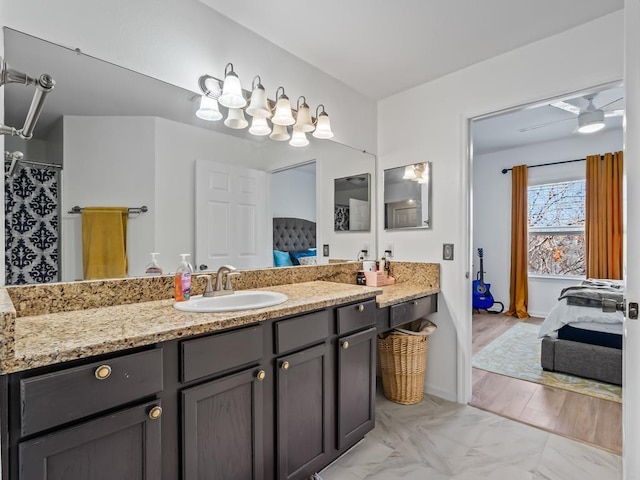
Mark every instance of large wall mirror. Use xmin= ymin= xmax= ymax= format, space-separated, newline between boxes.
xmin=2 ymin=28 xmax=376 ymax=285
xmin=334 ymin=173 xmax=370 ymax=232
xmin=383 ymin=162 xmax=432 ymax=229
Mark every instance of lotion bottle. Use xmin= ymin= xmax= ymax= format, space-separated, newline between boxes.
xmin=174 ymin=254 xmax=193 ymax=302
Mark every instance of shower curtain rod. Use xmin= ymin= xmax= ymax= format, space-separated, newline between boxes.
xmin=501 ymin=157 xmax=589 ymax=174
xmin=3 ymin=158 xmax=62 ymax=169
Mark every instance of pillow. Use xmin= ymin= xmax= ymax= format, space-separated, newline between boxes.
xmin=289 ymin=249 xmax=316 ymax=265
xmin=273 ymin=250 xmax=293 ymax=267
xmin=298 ymin=256 xmax=317 ymax=266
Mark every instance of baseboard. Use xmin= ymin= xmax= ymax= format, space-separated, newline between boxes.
xmin=528 ymin=310 xmax=548 ymax=318
xmin=425 ymin=384 xmax=457 ymax=403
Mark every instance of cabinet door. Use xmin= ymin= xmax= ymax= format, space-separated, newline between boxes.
xmin=182 ymin=366 xmax=265 ymax=480
xmin=337 ymin=327 xmax=376 ymax=450
xmin=277 ymin=343 xmax=331 ymax=480
xmin=19 ymin=401 xmax=161 ymax=480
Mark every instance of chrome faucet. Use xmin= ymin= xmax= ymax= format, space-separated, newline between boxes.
xmin=212 ymin=265 xmax=238 ymax=296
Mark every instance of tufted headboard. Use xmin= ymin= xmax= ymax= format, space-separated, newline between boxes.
xmin=273 ymin=217 xmax=317 ymax=252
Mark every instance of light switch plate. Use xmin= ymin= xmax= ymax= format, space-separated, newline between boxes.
xmin=323 ymin=244 xmax=330 ymax=257
xmin=443 ymin=243 xmax=454 ymax=261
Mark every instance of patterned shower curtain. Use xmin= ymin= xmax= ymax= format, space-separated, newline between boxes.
xmin=4 ymin=165 xmax=60 ymax=285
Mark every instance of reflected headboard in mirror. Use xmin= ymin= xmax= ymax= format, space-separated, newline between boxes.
xmin=3 ymin=28 xmax=376 ymax=284
xmin=334 ymin=173 xmax=371 ymax=232
xmin=273 ymin=217 xmax=317 ymax=266
xmin=383 ymin=162 xmax=432 ymax=229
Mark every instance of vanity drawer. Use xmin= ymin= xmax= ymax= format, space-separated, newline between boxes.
xmin=21 ymin=348 xmax=163 ymax=437
xmin=390 ymin=295 xmax=437 ymax=328
xmin=181 ymin=324 xmax=263 ymax=383
xmin=336 ymin=300 xmax=376 ymax=335
xmin=274 ymin=310 xmax=330 ymax=354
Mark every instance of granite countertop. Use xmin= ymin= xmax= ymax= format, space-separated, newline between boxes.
xmin=8 ymin=281 xmax=382 ymax=373
xmin=0 ymin=262 xmax=441 ymax=375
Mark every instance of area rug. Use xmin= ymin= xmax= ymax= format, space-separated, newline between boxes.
xmin=472 ymin=322 xmax=622 ymax=403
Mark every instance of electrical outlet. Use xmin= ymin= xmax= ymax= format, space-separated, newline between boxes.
xmin=384 ymin=244 xmax=394 ymax=258
xmin=443 ymin=243 xmax=454 ymax=261
xmin=362 ymin=244 xmax=370 ymax=257
xmin=323 ymin=244 xmax=330 ymax=257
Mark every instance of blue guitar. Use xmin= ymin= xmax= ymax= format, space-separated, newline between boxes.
xmin=472 ymin=248 xmax=495 ymax=310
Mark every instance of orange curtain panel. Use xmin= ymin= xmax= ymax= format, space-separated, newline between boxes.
xmin=585 ymin=152 xmax=623 ymax=279
xmin=506 ymin=165 xmax=529 ymax=318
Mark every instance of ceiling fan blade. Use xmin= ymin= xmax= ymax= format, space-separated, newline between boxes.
xmin=599 ymin=97 xmax=624 ymax=110
xmin=549 ymin=101 xmax=580 ymax=115
xmin=604 ymin=109 xmax=624 ymax=117
xmin=518 ymin=117 xmax=574 ymax=133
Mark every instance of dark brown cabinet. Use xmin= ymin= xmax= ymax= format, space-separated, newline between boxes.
xmin=19 ymin=400 xmax=162 ymax=480
xmin=276 ymin=343 xmax=331 ymax=480
xmin=337 ymin=327 xmax=376 ymax=449
xmin=182 ymin=366 xmax=266 ymax=480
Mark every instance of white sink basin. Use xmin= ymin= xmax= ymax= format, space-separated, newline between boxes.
xmin=173 ymin=290 xmax=288 ymax=313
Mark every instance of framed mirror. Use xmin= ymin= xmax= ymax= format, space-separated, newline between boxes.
xmin=334 ymin=173 xmax=371 ymax=232
xmin=383 ymin=162 xmax=432 ymax=229
xmin=3 ymin=28 xmax=376 ymax=284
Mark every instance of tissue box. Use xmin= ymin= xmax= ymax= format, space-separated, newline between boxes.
xmin=364 ymin=271 xmax=396 ymax=286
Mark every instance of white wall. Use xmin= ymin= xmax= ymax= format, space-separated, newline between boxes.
xmin=378 ymin=11 xmax=624 ymax=402
xmin=473 ymin=129 xmax=623 ymax=317
xmin=1 ymin=0 xmax=376 ymax=153
xmin=61 ymin=116 xmax=156 ymax=280
xmin=270 ymin=166 xmax=316 ymax=222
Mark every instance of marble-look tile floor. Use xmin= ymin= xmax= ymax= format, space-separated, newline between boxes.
xmin=320 ymin=388 xmax=621 ymax=480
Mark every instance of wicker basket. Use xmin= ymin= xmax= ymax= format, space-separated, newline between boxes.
xmin=377 ymin=332 xmax=430 ymax=405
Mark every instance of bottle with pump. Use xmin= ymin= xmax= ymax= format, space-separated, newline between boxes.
xmin=174 ymin=254 xmax=193 ymax=302
xmin=145 ymin=252 xmax=163 ymax=275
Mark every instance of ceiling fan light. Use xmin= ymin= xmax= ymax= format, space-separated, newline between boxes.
xmin=577 ymin=109 xmax=605 ymax=134
xmin=195 ymin=95 xmax=223 ymax=121
xmin=270 ymin=124 xmax=290 ymax=141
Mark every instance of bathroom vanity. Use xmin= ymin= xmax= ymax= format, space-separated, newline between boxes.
xmin=0 ymin=263 xmax=439 ymax=480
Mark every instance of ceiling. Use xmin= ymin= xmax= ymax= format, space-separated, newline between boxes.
xmin=200 ymin=0 xmax=623 ymax=100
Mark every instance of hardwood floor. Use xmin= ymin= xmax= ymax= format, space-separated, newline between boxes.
xmin=470 ymin=312 xmax=622 ymax=455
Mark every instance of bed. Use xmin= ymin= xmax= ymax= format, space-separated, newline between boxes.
xmin=272 ymin=217 xmax=317 ymax=267
xmin=539 ymin=279 xmax=624 ymax=385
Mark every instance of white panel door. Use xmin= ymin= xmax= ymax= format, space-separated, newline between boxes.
xmin=348 ymin=198 xmax=370 ymax=231
xmin=195 ymin=159 xmax=269 ymax=272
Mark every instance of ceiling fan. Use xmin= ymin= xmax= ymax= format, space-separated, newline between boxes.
xmin=518 ymin=93 xmax=624 ymax=134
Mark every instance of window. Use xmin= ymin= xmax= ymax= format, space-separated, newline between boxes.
xmin=528 ymin=180 xmax=585 ymax=276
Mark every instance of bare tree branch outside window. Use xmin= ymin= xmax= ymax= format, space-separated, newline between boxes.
xmin=528 ymin=180 xmax=585 ymax=275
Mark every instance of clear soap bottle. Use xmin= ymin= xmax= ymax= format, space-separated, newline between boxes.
xmin=145 ymin=252 xmax=163 ymax=275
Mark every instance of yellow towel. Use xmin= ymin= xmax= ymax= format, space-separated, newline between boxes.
xmin=82 ymin=207 xmax=129 ymax=280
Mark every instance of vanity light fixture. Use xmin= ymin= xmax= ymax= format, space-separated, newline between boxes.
xmin=294 ymin=96 xmax=314 ymax=132
xmin=402 ymin=163 xmax=429 ymax=182
xmin=196 ymin=63 xmax=335 ymax=146
xmin=195 ymin=95 xmax=223 ymax=121
xmin=312 ymin=104 xmax=334 ymax=139
xmin=272 ymin=87 xmax=296 ymax=126
xmin=289 ymin=130 xmax=309 ymax=147
xmin=218 ymin=63 xmax=246 ymax=109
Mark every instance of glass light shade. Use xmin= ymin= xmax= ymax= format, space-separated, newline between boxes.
xmin=249 ymin=116 xmax=271 ymax=136
xmin=224 ymin=108 xmax=248 ymax=129
xmin=293 ymin=104 xmax=314 ymax=132
xmin=272 ymin=97 xmax=295 ymax=126
xmin=246 ymin=85 xmax=271 ymax=118
xmin=312 ymin=112 xmax=333 ymax=139
xmin=218 ymin=72 xmax=246 ymax=109
xmin=269 ymin=124 xmax=290 ymax=141
xmin=289 ymin=130 xmax=309 ymax=147
xmin=195 ymin=95 xmax=223 ymax=121
xmin=402 ymin=165 xmax=415 ymax=180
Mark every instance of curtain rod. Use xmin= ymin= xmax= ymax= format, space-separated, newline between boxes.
xmin=3 ymin=159 xmax=63 ymax=169
xmin=501 ymin=157 xmax=588 ymax=174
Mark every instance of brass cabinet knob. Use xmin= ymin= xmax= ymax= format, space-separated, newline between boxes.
xmin=148 ymin=405 xmax=162 ymax=420
xmin=358 ymin=304 xmax=365 ymax=312
xmin=94 ymin=365 xmax=112 ymax=380
xmin=281 ymin=361 xmax=290 ymax=371
xmin=413 ymin=300 xmax=418 ymax=305
xmin=256 ymin=370 xmax=266 ymax=381
xmin=342 ymin=341 xmax=349 ymax=350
